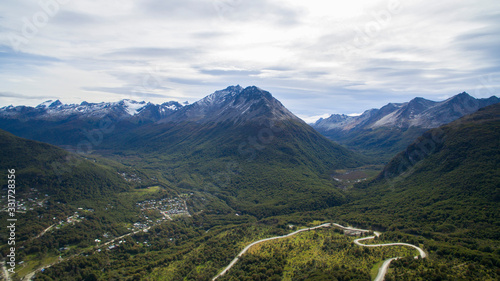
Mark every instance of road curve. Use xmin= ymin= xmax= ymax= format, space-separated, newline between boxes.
xmin=354 ymin=236 xmax=426 ymax=258
xmin=212 ymin=223 xmax=331 ymax=280
xmin=353 ymin=235 xmax=426 ymax=281
xmin=212 ymin=222 xmax=426 ymax=281
xmin=374 ymin=257 xmax=399 ymax=281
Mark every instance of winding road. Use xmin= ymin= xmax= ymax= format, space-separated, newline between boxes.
xmin=212 ymin=222 xmax=426 ymax=281
xmin=212 ymin=223 xmax=332 ymax=280
xmin=354 ymin=235 xmax=426 ymax=281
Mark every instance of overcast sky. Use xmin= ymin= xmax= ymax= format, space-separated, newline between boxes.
xmin=1 ymin=0 xmax=499 ymax=122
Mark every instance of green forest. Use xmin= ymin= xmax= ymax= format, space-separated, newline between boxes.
xmin=0 ymin=104 xmax=499 ymax=280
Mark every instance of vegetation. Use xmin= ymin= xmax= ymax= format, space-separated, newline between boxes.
xmin=219 ymin=228 xmax=418 ymax=281
xmin=320 ymin=104 xmax=500 ymax=280
xmin=0 ymin=103 xmax=498 ymax=280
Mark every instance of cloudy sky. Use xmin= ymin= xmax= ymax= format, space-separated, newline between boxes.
xmin=1 ymin=0 xmax=499 ymax=121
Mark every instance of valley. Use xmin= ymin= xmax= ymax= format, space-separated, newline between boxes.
xmin=0 ymin=87 xmax=498 ymax=280
xmin=331 ymin=165 xmax=384 ymax=189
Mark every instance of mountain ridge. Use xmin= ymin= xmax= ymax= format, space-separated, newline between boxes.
xmin=312 ymin=92 xmax=499 ymax=160
xmin=161 ymin=86 xmax=301 ymax=126
xmin=314 ymin=92 xmax=498 ymax=131
xmin=0 ymin=99 xmax=185 ymax=122
xmin=0 ymin=85 xmax=368 ymax=217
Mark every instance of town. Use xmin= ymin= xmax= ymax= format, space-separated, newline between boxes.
xmin=136 ymin=194 xmax=191 ymax=222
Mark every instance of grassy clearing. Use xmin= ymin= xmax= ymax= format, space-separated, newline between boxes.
xmin=370 ymin=259 xmax=384 ymax=280
xmin=129 ymin=185 xmax=161 ymax=194
xmin=15 ymin=253 xmax=59 ymax=279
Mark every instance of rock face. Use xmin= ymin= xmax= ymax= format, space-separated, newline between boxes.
xmin=314 ymin=92 xmax=498 ymax=132
xmin=161 ymin=85 xmax=300 ymax=126
xmin=312 ymin=92 xmax=499 ymax=160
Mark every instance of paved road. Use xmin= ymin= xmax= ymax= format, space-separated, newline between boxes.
xmin=213 ymin=222 xmax=426 ymax=281
xmin=212 ymin=223 xmax=332 ymax=280
xmin=374 ymin=257 xmax=399 ymax=281
xmin=353 ymin=233 xmax=426 ymax=281
xmin=354 ymin=236 xmax=426 ymax=258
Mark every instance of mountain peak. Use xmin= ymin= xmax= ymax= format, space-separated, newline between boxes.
xmin=444 ymin=92 xmax=474 ymax=103
xmin=236 ymin=86 xmax=273 ymax=101
xmin=49 ymin=100 xmax=62 ymax=108
xmin=161 ymin=86 xmax=299 ymax=125
xmin=2 ymin=98 xmax=183 ymax=121
xmin=119 ymin=99 xmax=147 ymax=115
xmin=198 ymin=85 xmax=244 ymax=106
xmin=36 ymin=100 xmax=56 ymax=108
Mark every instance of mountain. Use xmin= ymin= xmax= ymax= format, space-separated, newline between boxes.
xmin=0 ymin=99 xmax=184 ymax=147
xmin=106 ymin=86 xmax=366 ymax=217
xmin=312 ymin=92 xmax=499 ymax=160
xmin=324 ymin=103 xmax=500 ymax=279
xmin=0 ymin=129 xmax=132 ymax=203
xmin=0 ymin=99 xmax=184 ymax=121
xmin=163 ymin=85 xmax=297 ymax=125
xmin=0 ymin=86 xmax=367 ymax=217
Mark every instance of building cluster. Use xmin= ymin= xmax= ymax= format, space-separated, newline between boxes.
xmin=118 ymin=172 xmax=142 ymax=183
xmin=0 ymin=188 xmax=48 ymax=212
xmin=55 ymin=211 xmax=85 ymax=229
xmin=136 ymin=196 xmax=190 ymax=218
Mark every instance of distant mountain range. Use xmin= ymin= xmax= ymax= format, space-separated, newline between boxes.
xmin=0 ymin=99 xmax=184 ymax=121
xmin=0 ymin=85 xmax=295 ymax=127
xmin=0 ymin=86 xmax=365 ymax=217
xmin=334 ymin=102 xmax=500 ymax=239
xmin=312 ymin=92 xmax=499 ymax=160
xmin=2 ymin=88 xmax=497 ymax=163
xmin=2 ymin=86 xmax=499 ymax=280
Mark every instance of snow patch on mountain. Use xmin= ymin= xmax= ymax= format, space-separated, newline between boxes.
xmin=313 ymin=92 xmax=499 ymax=133
xmin=0 ymin=99 xmax=184 ymax=121
xmin=122 ymin=100 xmax=147 ymax=115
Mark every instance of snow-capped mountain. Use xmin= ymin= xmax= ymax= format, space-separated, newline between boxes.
xmin=312 ymin=92 xmax=499 ymax=160
xmin=0 ymin=99 xmax=184 ymax=121
xmin=0 ymin=86 xmax=305 ymax=149
xmin=0 ymin=85 xmax=298 ymax=126
xmin=163 ymin=85 xmax=300 ymax=125
xmin=313 ymin=92 xmax=499 ymax=132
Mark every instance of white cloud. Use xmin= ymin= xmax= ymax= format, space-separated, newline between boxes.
xmin=0 ymin=0 xmax=499 ymax=119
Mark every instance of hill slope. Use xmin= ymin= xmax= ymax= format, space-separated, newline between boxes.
xmin=341 ymin=103 xmax=499 ymax=234
xmin=0 ymin=129 xmax=131 ymax=203
xmin=323 ymin=103 xmax=500 ymax=279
